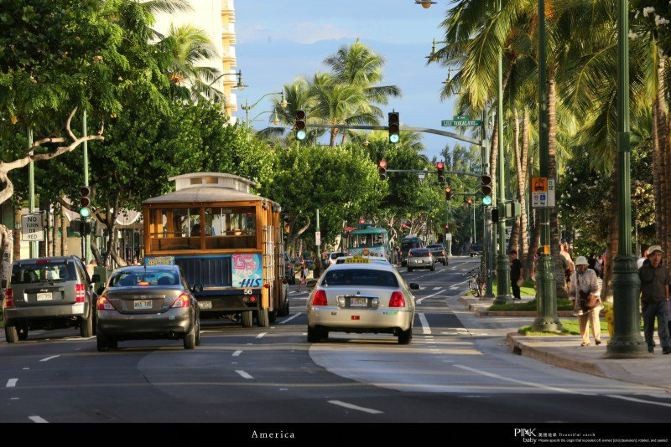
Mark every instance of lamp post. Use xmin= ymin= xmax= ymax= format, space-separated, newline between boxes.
xmin=605 ymin=0 xmax=648 ymax=358
xmin=531 ymin=0 xmax=562 ymax=332
xmin=207 ymin=70 xmax=246 ymax=90
xmin=240 ymin=91 xmax=287 ymax=126
xmin=250 ymin=109 xmax=281 ymax=126
xmin=493 ymin=0 xmax=512 ymax=304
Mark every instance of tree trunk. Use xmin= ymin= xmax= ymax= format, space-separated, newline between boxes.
xmin=519 ymin=108 xmax=531 ymax=269
xmin=655 ymin=54 xmax=671 ymax=264
xmin=13 ymin=206 xmax=21 ymax=261
xmin=526 ymin=209 xmax=540 ymax=282
xmin=60 ymin=204 xmax=68 ymax=256
xmin=509 ymin=108 xmax=521 ymax=253
xmin=547 ymin=71 xmax=567 ymax=298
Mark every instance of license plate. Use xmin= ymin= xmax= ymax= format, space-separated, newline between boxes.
xmin=36 ymin=292 xmax=52 ymax=301
xmin=133 ymin=300 xmax=152 ymax=310
xmin=198 ymin=300 xmax=212 ymax=309
xmin=349 ymin=297 xmax=368 ymax=307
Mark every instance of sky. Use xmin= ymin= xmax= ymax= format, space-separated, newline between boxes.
xmin=234 ymin=0 xmax=459 ymax=161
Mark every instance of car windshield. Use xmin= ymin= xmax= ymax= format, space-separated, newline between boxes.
xmin=410 ymin=249 xmax=430 ymax=256
xmin=11 ymin=262 xmax=74 ymax=284
xmin=322 ymin=269 xmax=399 ymax=287
xmin=110 ymin=270 xmax=179 ymax=287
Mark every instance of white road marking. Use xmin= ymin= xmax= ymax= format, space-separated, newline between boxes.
xmin=232 ymin=350 xmax=243 ymax=357
xmin=39 ymin=355 xmax=60 ymax=362
xmin=416 ymin=289 xmax=444 ymax=304
xmin=328 ymin=400 xmax=383 ymax=414
xmin=235 ymin=370 xmax=254 ymax=380
xmin=256 ymin=332 xmax=267 ymax=339
xmin=246 ymin=343 xmax=253 ymax=345
xmin=6 ymin=379 xmax=18 ymax=388
xmin=432 ymin=286 xmax=441 ymax=290
xmin=22 ymin=367 xmax=30 ymax=371
xmin=454 ymin=364 xmax=588 ymax=395
xmin=279 ymin=388 xmax=289 ymax=391
xmin=10 ymin=397 xmax=19 ymax=400
xmin=418 ymin=313 xmax=431 ymax=335
xmin=605 ymin=394 xmax=671 ymax=408
xmin=29 ymin=416 xmax=48 ymax=423
xmin=279 ymin=313 xmax=302 ymax=324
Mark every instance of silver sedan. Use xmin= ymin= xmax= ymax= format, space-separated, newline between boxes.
xmin=306 ymin=261 xmax=418 ymax=344
xmin=406 ymin=248 xmax=436 ymax=272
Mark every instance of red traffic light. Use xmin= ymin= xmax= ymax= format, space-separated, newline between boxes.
xmin=436 ymin=161 xmax=444 ymax=170
xmin=436 ymin=161 xmax=445 ymax=183
xmin=378 ymin=159 xmax=388 ymax=180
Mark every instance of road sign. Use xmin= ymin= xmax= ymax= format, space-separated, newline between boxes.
xmin=21 ymin=213 xmax=44 ymax=241
xmin=531 ymin=177 xmax=555 ymax=208
xmin=442 ymin=118 xmax=483 ymax=127
xmin=315 ymin=231 xmax=321 ymax=247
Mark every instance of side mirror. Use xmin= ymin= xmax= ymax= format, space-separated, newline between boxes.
xmin=91 ymin=274 xmax=101 ymax=284
xmin=409 ymin=283 xmax=419 ymax=290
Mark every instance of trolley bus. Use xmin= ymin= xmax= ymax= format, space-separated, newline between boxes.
xmin=346 ymin=224 xmax=390 ymax=259
xmin=142 ymin=173 xmax=289 ymax=327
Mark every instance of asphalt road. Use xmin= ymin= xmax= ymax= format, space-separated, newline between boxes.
xmin=1 ymin=256 xmax=670 ymax=426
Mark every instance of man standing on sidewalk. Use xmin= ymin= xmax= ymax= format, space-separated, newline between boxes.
xmin=509 ymin=250 xmax=522 ymax=300
xmin=639 ymin=245 xmax=671 ymax=354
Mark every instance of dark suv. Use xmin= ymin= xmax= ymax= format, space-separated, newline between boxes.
xmin=426 ymin=244 xmax=447 ymax=265
xmin=2 ymin=256 xmax=97 ymax=343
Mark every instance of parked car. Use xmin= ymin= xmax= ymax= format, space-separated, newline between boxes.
xmin=306 ymin=260 xmax=417 ymax=344
xmin=406 ymin=248 xmax=436 ymax=272
xmin=3 ymin=256 xmax=97 ymax=343
xmin=328 ymin=252 xmax=348 ymax=266
xmin=426 ymin=244 xmax=447 ymax=265
xmin=95 ymin=265 xmax=200 ymax=351
xmin=470 ymin=243 xmax=482 ymax=257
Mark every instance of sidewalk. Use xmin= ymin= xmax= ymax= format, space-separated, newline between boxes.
xmin=452 ymin=294 xmax=671 ymax=393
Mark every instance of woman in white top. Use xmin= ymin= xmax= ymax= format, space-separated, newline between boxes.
xmin=568 ymin=256 xmax=602 ymax=346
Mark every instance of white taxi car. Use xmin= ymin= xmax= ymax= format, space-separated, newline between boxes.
xmin=306 ymin=257 xmax=418 ymax=344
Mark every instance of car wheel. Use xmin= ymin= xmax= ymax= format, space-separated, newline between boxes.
xmin=183 ymin=324 xmax=196 ymax=349
xmin=269 ymin=309 xmax=277 ymax=323
xmin=257 ymin=308 xmax=270 ymax=327
xmin=80 ymin=313 xmax=94 ymax=338
xmin=5 ymin=325 xmax=18 ymax=343
xmin=398 ymin=328 xmax=413 ymax=345
xmin=307 ymin=326 xmax=324 ymax=343
xmin=241 ymin=311 xmax=253 ymax=328
xmin=430 ymin=265 xmax=435 ymax=271
xmin=17 ymin=323 xmax=29 ymax=341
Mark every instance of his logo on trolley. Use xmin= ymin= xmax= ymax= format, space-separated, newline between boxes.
xmin=232 ymin=254 xmax=263 ymax=288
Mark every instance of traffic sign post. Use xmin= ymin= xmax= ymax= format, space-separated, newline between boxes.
xmin=21 ymin=213 xmax=45 ymax=242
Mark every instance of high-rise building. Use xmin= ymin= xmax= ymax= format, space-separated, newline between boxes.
xmin=154 ymin=0 xmax=239 ymax=121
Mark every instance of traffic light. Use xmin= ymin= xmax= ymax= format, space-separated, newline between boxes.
xmin=388 ymin=111 xmax=400 ymax=144
xmin=481 ymin=174 xmax=492 ymax=196
xmin=80 ymin=186 xmax=91 ymax=219
xmin=378 ymin=159 xmax=388 ymax=180
xmin=444 ymin=186 xmax=453 ymax=200
xmin=435 ymin=161 xmax=445 ymax=184
xmin=466 ymin=197 xmax=473 ymax=205
xmin=295 ymin=110 xmax=306 ymax=141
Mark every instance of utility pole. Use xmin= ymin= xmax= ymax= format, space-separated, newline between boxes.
xmin=605 ymin=0 xmax=648 ymax=358
xmin=83 ymin=109 xmax=91 ymax=263
xmin=531 ymin=0 xmax=562 ymax=332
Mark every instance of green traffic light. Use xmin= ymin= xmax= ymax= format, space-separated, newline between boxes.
xmin=296 ymin=129 xmax=306 ymax=141
xmin=482 ymin=195 xmax=492 ymax=206
xmin=80 ymin=207 xmax=91 ymax=218
xmin=389 ymin=134 xmax=399 ymax=144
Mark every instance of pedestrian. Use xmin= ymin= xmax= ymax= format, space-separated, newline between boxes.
xmin=86 ymin=258 xmax=97 ymax=279
xmin=638 ymin=245 xmax=671 ymax=354
xmin=568 ymin=256 xmax=602 ymax=347
xmin=560 ymin=242 xmax=575 ymax=288
xmin=299 ymin=261 xmax=307 ymax=289
xmin=509 ymin=250 xmax=523 ymax=300
xmin=636 ymin=246 xmax=648 ymax=270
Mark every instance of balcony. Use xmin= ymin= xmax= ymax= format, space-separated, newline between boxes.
xmin=221 ymin=22 xmax=236 ymax=44
xmin=221 ymin=46 xmax=236 ymax=64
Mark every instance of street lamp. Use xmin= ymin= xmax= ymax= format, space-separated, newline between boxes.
xmin=240 ymin=91 xmax=287 ymax=125
xmin=250 ymin=109 xmax=281 ymax=126
xmin=415 ymin=0 xmax=436 ymax=8
xmin=207 ymin=70 xmax=246 ymax=89
xmin=605 ymin=0 xmax=648 ymax=358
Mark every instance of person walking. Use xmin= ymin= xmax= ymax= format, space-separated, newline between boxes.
xmin=560 ymin=242 xmax=575 ymax=288
xmin=639 ymin=245 xmax=671 ymax=354
xmin=299 ymin=261 xmax=307 ymax=289
xmin=509 ymin=250 xmax=523 ymax=300
xmin=568 ymin=256 xmax=602 ymax=346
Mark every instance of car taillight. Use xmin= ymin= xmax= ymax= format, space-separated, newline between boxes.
xmin=170 ymin=293 xmax=190 ymax=308
xmin=389 ymin=291 xmax=406 ymax=308
xmin=75 ymin=283 xmax=86 ymax=303
xmin=311 ymin=290 xmax=327 ymax=306
xmin=3 ymin=288 xmax=14 ymax=308
xmin=96 ymin=294 xmax=114 ymax=311
xmin=408 ymin=252 xmax=414 ymax=257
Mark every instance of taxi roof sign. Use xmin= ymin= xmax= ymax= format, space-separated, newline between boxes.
xmin=344 ymin=256 xmax=370 ymax=264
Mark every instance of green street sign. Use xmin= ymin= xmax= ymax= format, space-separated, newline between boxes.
xmin=442 ymin=118 xmax=483 ymax=127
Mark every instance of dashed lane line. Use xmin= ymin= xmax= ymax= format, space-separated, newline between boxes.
xmin=417 ymin=313 xmax=431 ymax=335
xmin=232 ymin=350 xmax=242 ymax=357
xmin=6 ymin=379 xmax=18 ymax=388
xmin=256 ymin=332 xmax=267 ymax=339
xmin=235 ymin=370 xmax=254 ymax=380
xmin=605 ymin=394 xmax=671 ymax=409
xmin=29 ymin=416 xmax=48 ymax=423
xmin=416 ymin=289 xmax=445 ymax=304
xmin=39 ymin=355 xmax=61 ymax=362
xmin=328 ymin=400 xmax=383 ymax=415
xmin=279 ymin=313 xmax=303 ymax=325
